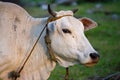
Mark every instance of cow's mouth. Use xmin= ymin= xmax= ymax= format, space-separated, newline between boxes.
xmin=85 ymin=62 xmax=98 ymax=67
xmin=84 ymin=59 xmax=99 ymax=67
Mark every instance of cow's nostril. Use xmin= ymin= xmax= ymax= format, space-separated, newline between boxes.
xmin=90 ymin=53 xmax=100 ymax=60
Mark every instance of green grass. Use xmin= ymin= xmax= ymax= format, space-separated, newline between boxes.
xmin=25 ymin=1 xmax=120 ymax=80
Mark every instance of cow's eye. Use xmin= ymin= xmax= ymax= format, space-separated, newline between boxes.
xmin=62 ymin=29 xmax=71 ymax=34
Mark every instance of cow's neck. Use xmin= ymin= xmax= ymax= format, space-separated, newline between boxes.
xmin=19 ymin=17 xmax=56 ymax=80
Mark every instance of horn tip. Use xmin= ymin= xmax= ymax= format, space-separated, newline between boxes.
xmin=72 ymin=8 xmax=79 ymax=13
xmin=47 ymin=4 xmax=56 ymax=17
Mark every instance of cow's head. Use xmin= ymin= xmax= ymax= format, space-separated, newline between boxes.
xmin=47 ymin=5 xmax=100 ymax=67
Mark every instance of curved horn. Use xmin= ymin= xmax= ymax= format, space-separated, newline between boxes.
xmin=48 ymin=4 xmax=56 ymax=17
xmin=72 ymin=8 xmax=78 ymax=14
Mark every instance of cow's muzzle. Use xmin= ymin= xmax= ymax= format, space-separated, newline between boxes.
xmin=85 ymin=53 xmax=100 ymax=67
xmin=90 ymin=53 xmax=100 ymax=60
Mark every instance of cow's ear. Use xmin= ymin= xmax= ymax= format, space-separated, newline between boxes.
xmin=79 ymin=17 xmax=98 ymax=31
xmin=47 ymin=22 xmax=56 ymax=32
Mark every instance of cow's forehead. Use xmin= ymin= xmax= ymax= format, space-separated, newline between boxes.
xmin=56 ymin=16 xmax=84 ymax=31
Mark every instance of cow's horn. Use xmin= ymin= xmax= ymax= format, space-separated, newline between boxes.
xmin=72 ymin=9 xmax=78 ymax=14
xmin=48 ymin=4 xmax=56 ymax=17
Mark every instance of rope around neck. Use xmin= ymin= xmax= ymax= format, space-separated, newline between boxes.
xmin=8 ymin=15 xmax=72 ymax=80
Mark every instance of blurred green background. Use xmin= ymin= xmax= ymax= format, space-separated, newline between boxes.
xmin=1 ymin=0 xmax=120 ymax=80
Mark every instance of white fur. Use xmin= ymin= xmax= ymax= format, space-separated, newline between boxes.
xmin=0 ymin=2 xmax=98 ymax=80
xmin=48 ymin=16 xmax=97 ymax=67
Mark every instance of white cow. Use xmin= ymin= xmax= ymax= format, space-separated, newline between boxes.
xmin=0 ymin=2 xmax=99 ymax=80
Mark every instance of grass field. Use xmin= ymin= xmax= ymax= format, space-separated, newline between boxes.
xmin=25 ymin=1 xmax=120 ymax=80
